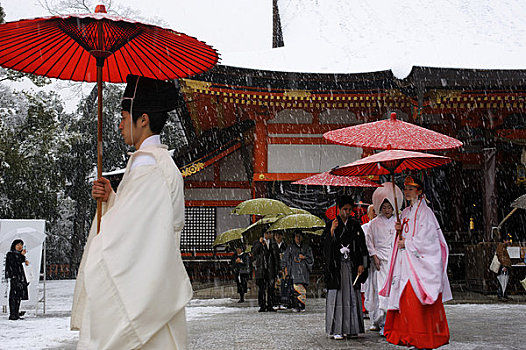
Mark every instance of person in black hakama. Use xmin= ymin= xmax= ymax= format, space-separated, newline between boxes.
xmin=323 ymin=196 xmax=369 ymax=340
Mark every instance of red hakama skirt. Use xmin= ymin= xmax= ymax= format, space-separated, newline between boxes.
xmin=384 ymin=283 xmax=449 ymax=349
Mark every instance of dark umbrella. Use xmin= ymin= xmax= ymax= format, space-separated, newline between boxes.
xmin=0 ymin=5 xmax=219 ymax=231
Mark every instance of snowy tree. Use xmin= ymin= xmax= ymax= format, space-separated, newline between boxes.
xmin=0 ymin=5 xmax=51 ymax=87
xmin=0 ymin=90 xmax=67 ymax=221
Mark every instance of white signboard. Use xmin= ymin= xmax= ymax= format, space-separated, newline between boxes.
xmin=0 ymin=220 xmax=46 ymax=314
xmin=507 ymin=246 xmax=521 ymax=259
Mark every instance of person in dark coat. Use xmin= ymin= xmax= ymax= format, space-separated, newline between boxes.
xmin=5 ymin=239 xmax=29 ymax=320
xmin=273 ymin=231 xmax=288 ymax=309
xmin=231 ymin=246 xmax=250 ymax=303
xmin=324 ymin=196 xmax=370 ymax=339
xmin=496 ymin=236 xmax=513 ymax=301
xmin=252 ymin=231 xmax=279 ymax=312
xmin=283 ymin=231 xmax=314 ymax=312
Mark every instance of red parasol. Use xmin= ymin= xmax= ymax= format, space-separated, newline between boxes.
xmin=0 ymin=5 xmax=219 ymax=231
xmin=331 ymin=150 xmax=451 ymax=177
xmin=292 ymin=171 xmax=381 ymax=188
xmin=0 ymin=6 xmax=218 ymax=82
xmin=324 ymin=202 xmax=371 ymax=221
xmin=331 ymin=149 xmax=452 ymax=222
xmin=323 ymin=112 xmax=463 ymax=151
xmin=293 ymin=172 xmax=380 ymax=221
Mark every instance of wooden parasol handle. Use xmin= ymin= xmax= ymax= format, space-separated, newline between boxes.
xmin=390 ymin=172 xmax=402 ymax=241
xmin=96 ymin=64 xmax=103 ymax=233
xmin=96 ymin=19 xmax=105 ymax=234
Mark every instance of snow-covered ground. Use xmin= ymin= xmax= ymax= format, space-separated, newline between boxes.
xmin=2 ymin=280 xmax=525 ymax=349
xmin=0 ymin=280 xmax=239 ymax=350
xmin=0 ymin=280 xmax=77 ymax=349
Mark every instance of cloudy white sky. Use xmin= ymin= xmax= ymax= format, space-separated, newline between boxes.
xmin=2 ymin=0 xmax=274 ymax=111
xmin=2 ymin=0 xmax=273 ymax=54
xmin=4 ymin=0 xmax=526 ymax=79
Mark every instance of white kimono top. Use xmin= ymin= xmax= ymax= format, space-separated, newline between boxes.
xmin=71 ymin=138 xmax=192 ymax=349
xmin=365 ymin=215 xmax=396 ymax=262
xmin=380 ymin=198 xmax=452 ymax=310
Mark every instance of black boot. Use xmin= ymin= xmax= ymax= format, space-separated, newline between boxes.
xmin=238 ymin=294 xmax=244 ymax=303
xmin=9 ymin=297 xmax=20 ymax=320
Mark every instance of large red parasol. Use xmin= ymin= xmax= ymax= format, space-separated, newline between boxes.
xmin=331 ymin=149 xmax=452 ymax=222
xmin=292 ymin=171 xmax=381 ymax=188
xmin=293 ymin=172 xmax=380 ymax=221
xmin=0 ymin=5 xmax=218 ymax=82
xmin=331 ymin=150 xmax=451 ymax=177
xmin=323 ymin=112 xmax=463 ymax=151
xmin=0 ymin=5 xmax=219 ymax=231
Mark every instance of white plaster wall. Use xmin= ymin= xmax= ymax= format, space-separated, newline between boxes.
xmin=219 ymin=150 xmax=249 ymax=182
xmin=267 ymin=144 xmax=361 ymax=173
xmin=216 ymin=207 xmax=251 ymax=238
xmin=319 ymin=109 xmax=359 ymax=124
xmin=268 ymin=109 xmax=313 ymax=124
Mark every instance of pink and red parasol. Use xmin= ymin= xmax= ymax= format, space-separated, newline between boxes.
xmin=331 ymin=149 xmax=452 ymax=222
xmin=293 ymin=172 xmax=380 ymax=221
xmin=323 ymin=112 xmax=463 ymax=151
xmin=292 ymin=171 xmax=381 ymax=188
xmin=331 ymin=149 xmax=452 ymax=177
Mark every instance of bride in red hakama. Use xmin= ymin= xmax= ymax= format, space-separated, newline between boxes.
xmin=380 ymin=176 xmax=452 ymax=349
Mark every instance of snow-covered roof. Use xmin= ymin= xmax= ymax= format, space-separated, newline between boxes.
xmin=5 ymin=0 xmax=526 ymax=87
xmin=220 ymin=0 xmax=526 ymax=79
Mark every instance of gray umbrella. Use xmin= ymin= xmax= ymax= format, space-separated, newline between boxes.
xmin=494 ymin=193 xmax=526 ymax=238
xmin=511 ymin=194 xmax=526 ymax=209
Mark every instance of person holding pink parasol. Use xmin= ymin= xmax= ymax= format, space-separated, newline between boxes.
xmin=379 ymin=176 xmax=452 ymax=349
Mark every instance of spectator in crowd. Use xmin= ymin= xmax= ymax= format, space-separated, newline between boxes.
xmin=5 ymin=239 xmax=29 ymax=321
xmin=231 ymin=245 xmax=250 ymax=303
xmin=496 ymin=235 xmax=513 ymax=301
xmin=273 ymin=231 xmax=288 ymax=309
xmin=283 ymin=231 xmax=314 ymax=312
xmin=252 ymin=231 xmax=279 ymax=312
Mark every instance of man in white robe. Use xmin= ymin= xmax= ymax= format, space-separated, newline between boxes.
xmin=71 ymin=75 xmax=192 ymax=350
xmin=364 ymin=182 xmax=401 ymax=334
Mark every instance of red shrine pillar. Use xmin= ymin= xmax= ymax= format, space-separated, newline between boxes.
xmin=249 ymin=107 xmax=272 ymax=199
xmin=253 ymin=118 xmax=268 ymax=175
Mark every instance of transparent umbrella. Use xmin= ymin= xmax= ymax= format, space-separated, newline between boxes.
xmin=241 ymin=216 xmax=281 ymax=245
xmin=267 ymin=214 xmax=325 ymax=234
xmin=212 ymin=228 xmax=244 ymax=247
xmin=232 ymin=198 xmax=293 ymax=216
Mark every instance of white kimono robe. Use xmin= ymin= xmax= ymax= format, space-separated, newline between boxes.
xmin=71 ymin=142 xmax=193 ymax=350
xmin=380 ymin=199 xmax=452 ymax=310
xmin=364 ymin=214 xmax=396 ymax=324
